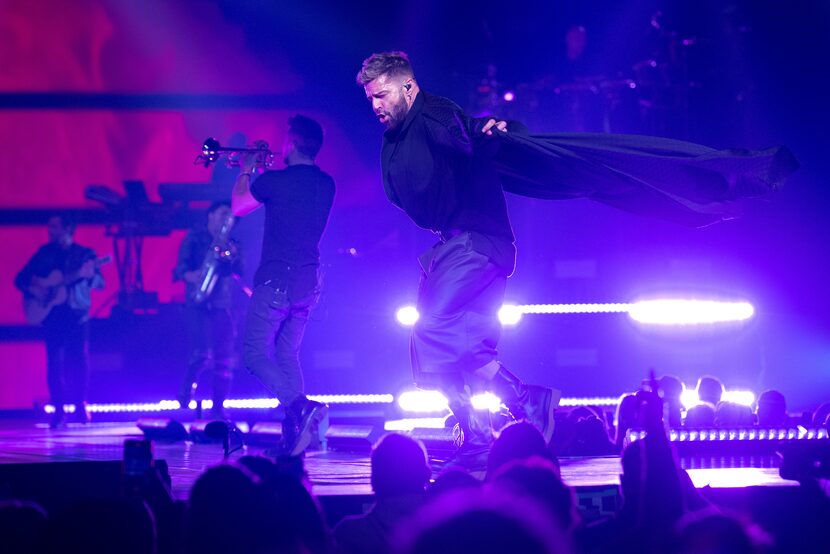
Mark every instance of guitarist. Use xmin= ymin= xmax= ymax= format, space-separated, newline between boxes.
xmin=173 ymin=201 xmax=242 ymax=419
xmin=15 ymin=214 xmax=104 ymax=428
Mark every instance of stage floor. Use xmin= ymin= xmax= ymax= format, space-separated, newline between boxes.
xmin=0 ymin=419 xmax=794 ymax=501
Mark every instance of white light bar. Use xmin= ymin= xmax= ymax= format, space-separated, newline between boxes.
xmin=395 ymin=300 xmax=753 ymax=326
xmin=308 ymin=394 xmax=394 ymax=404
xmin=628 ymin=300 xmax=754 ymax=325
xmin=470 ymin=392 xmax=503 ymax=413
xmin=721 ymin=390 xmax=756 ymax=407
xmin=397 ymin=390 xmax=449 ymax=413
xmin=45 ymin=400 xmax=181 ymax=413
xmin=681 ymin=388 xmax=756 ymax=410
xmin=558 ymin=397 xmax=620 ymax=407
xmin=42 ymin=394 xmax=394 ymax=415
xmin=519 ymin=303 xmax=631 ymax=314
xmin=384 ymin=417 xmax=448 ymax=431
xmin=224 ymin=398 xmax=280 ymax=409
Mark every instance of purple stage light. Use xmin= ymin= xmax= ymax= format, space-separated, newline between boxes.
xmin=681 ymin=389 xmax=701 ymax=409
xmin=628 ymin=299 xmax=754 ymax=325
xmin=396 ymin=305 xmax=420 ymax=326
xmin=519 ymin=303 xmax=631 ymax=315
xmin=396 ymin=390 xmax=502 ymax=413
xmin=722 ymin=390 xmax=756 ymax=406
xmin=503 ymin=91 xmax=515 ymax=102
xmin=43 ymin=395 xmax=394 ymax=415
xmin=471 ymin=392 xmax=503 ymax=412
xmin=45 ymin=401 xmax=180 ymax=414
xmin=224 ymin=398 xmax=280 ymax=409
xmin=384 ymin=417 xmax=448 ymax=431
xmin=681 ymin=388 xmax=755 ymax=410
xmin=397 ymin=390 xmax=449 ymax=413
xmin=309 ymin=394 xmax=394 ymax=404
xmin=498 ymin=304 xmax=523 ymax=325
xmin=559 ymin=396 xmax=620 ymax=407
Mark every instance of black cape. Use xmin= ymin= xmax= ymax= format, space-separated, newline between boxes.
xmin=491 ymin=131 xmax=799 ymax=227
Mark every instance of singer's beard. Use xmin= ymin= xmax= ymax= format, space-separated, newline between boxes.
xmin=378 ymin=98 xmax=409 ymax=129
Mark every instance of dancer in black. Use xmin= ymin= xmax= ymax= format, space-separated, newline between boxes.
xmin=357 ymin=51 xmax=796 ymax=469
xmin=358 ymin=52 xmax=559 ymax=469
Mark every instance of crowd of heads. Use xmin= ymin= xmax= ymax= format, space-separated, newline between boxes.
xmin=2 ymin=376 xmax=829 ymax=553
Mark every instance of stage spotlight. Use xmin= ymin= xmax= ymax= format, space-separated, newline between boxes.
xmin=136 ymin=417 xmax=188 ymax=442
xmin=681 ymin=389 xmax=701 ymax=410
xmin=722 ymin=390 xmax=756 ymax=407
xmin=397 ymin=390 xmax=449 ymax=413
xmin=384 ymin=417 xmax=447 ymax=431
xmin=503 ymin=91 xmax=515 ymax=102
xmin=498 ymin=304 xmax=523 ymax=325
xmin=470 ymin=392 xmax=502 ymax=413
xmin=397 ymin=390 xmax=504 ymax=414
xmin=396 ymin=305 xmax=419 ymax=326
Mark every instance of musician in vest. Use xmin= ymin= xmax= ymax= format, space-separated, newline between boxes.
xmin=232 ymin=115 xmax=335 ymax=457
xmin=15 ymin=214 xmax=105 ymax=428
xmin=174 ymin=201 xmax=243 ymax=419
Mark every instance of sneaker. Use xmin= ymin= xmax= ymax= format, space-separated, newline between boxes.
xmin=490 ymin=366 xmax=561 ymax=444
xmin=286 ymin=398 xmax=328 ymax=457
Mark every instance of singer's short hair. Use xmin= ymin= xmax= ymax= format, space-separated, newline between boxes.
xmin=356 ymin=51 xmax=414 ymax=86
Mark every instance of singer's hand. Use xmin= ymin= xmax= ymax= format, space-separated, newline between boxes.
xmin=481 ymin=119 xmax=508 ymax=135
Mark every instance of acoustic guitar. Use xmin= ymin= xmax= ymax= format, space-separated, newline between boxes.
xmin=23 ymin=255 xmax=111 ymax=325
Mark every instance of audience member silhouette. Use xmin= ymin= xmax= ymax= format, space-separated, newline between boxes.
xmin=714 ymin=401 xmax=755 ymax=427
xmin=684 ymin=402 xmax=716 ymax=428
xmin=486 ymin=420 xmax=558 ymax=480
xmin=490 ymin=456 xmax=579 ymax=533
xmin=263 ymin=470 xmax=330 ymax=554
xmin=48 ymin=497 xmax=156 ymax=554
xmin=397 ymin=488 xmax=569 ymax=554
xmin=614 ymin=393 xmax=638 ymax=451
xmin=184 ymin=464 xmax=263 ymax=554
xmin=756 ymin=389 xmax=789 ymax=427
xmin=659 ymin=375 xmax=684 ymax=427
xmin=562 ymin=415 xmax=616 ymax=456
xmin=581 ymin=390 xmax=685 ymax=553
xmin=0 ymin=499 xmax=49 ymax=554
xmin=335 ymin=433 xmax=430 ymax=554
xmin=425 ymin=468 xmax=481 ymax=503
xmin=697 ymin=375 xmax=725 ymax=406
xmin=673 ymin=511 xmax=765 ymax=554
